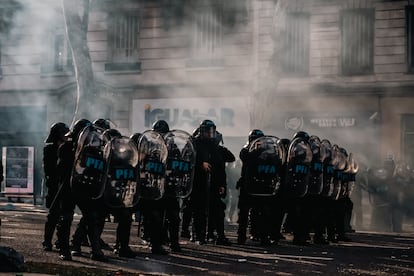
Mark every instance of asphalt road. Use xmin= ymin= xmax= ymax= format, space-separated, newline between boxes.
xmin=0 ymin=203 xmax=414 ymax=275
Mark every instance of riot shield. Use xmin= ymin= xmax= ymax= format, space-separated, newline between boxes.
xmin=308 ymin=136 xmax=325 ymax=195
xmin=331 ymin=145 xmax=347 ymax=200
xmin=103 ymin=136 xmax=140 ymax=208
xmin=339 ymin=169 xmax=350 ymax=199
xmin=71 ymin=125 xmax=106 ymax=199
xmin=137 ymin=130 xmax=168 ymax=200
xmin=341 ymin=152 xmax=359 ymax=198
xmin=284 ymin=137 xmax=312 ymax=198
xmin=245 ymin=135 xmax=283 ymax=196
xmin=321 ymin=139 xmax=334 ymax=197
xmin=163 ymin=130 xmax=196 ymax=198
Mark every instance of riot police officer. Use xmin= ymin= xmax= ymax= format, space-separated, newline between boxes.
xmin=317 ymin=138 xmax=336 ymax=244
xmin=206 ymin=131 xmax=235 ymax=245
xmin=152 ymin=120 xmax=183 ymax=252
xmin=134 ymin=124 xmax=169 ymax=255
xmin=102 ymin=128 xmax=137 ymax=258
xmin=303 ymin=135 xmax=329 ymax=244
xmin=70 ymin=119 xmax=113 ymax=256
xmin=42 ymin=122 xmax=69 ymax=251
xmin=236 ymin=129 xmax=264 ymax=245
xmin=55 ymin=118 xmax=107 ymax=261
xmin=270 ymin=138 xmax=291 ymax=243
xmin=190 ymin=120 xmax=234 ymax=245
xmin=284 ymin=131 xmax=312 ymax=246
xmin=332 ymin=147 xmax=353 ymax=242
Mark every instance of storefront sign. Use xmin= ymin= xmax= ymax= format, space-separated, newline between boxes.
xmin=132 ymin=97 xmax=251 ymax=136
xmin=283 ymin=113 xmax=371 ymax=131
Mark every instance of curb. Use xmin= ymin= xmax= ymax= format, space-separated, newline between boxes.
xmin=0 ymin=202 xmax=47 ymax=213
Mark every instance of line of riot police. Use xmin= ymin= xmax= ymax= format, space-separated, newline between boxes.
xmin=42 ymin=118 xmax=198 ymax=261
xmin=235 ymin=129 xmax=359 ymax=246
xmin=42 ymin=117 xmax=360 ymax=263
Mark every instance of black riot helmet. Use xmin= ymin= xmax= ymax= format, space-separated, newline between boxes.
xmin=277 ymin=138 xmax=291 ymax=154
xmin=102 ymin=128 xmax=122 ymax=143
xmin=293 ymin=131 xmax=310 ymax=141
xmin=339 ymin=147 xmax=348 ymax=157
xmin=45 ymin=122 xmax=70 ymax=143
xmin=278 ymin=138 xmax=290 ymax=149
xmin=309 ymin=135 xmax=321 ymax=152
xmin=199 ymin=119 xmax=216 ymax=139
xmin=93 ymin=118 xmax=110 ymax=130
xmin=129 ymin=132 xmax=142 ymax=146
xmin=152 ymin=120 xmax=170 ymax=134
xmin=66 ymin=118 xmax=92 ymax=141
xmin=309 ymin=135 xmax=321 ymax=144
xmin=248 ymin=129 xmax=264 ymax=143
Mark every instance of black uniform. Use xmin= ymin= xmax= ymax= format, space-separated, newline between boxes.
xmin=190 ymin=120 xmax=233 ymax=245
xmin=103 ymin=128 xmax=137 ymax=258
xmin=42 ymin=122 xmax=69 ymax=251
xmin=55 ymin=119 xmax=106 ymax=261
xmin=42 ymin=142 xmax=62 ymax=250
xmin=284 ymin=131 xmax=312 ymax=246
xmin=236 ymin=129 xmax=265 ymax=245
xmin=153 ymin=120 xmax=183 ymax=253
xmin=206 ymin=144 xmax=235 ymax=245
xmin=134 ymin=125 xmax=170 ymax=255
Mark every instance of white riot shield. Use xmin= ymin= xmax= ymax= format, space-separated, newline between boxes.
xmin=137 ymin=130 xmax=168 ymax=200
xmin=71 ymin=125 xmax=106 ymax=199
xmin=245 ymin=135 xmax=283 ymax=196
xmin=163 ymin=130 xmax=196 ymax=198
xmin=284 ymin=137 xmax=312 ymax=198
xmin=103 ymin=136 xmax=140 ymax=208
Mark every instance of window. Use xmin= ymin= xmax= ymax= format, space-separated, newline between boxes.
xmin=406 ymin=6 xmax=414 ymax=72
xmin=340 ymin=9 xmax=374 ymax=75
xmin=281 ymin=12 xmax=310 ymax=76
xmin=41 ymin=28 xmax=73 ymax=75
xmin=106 ymin=12 xmax=141 ymax=72
xmin=187 ymin=4 xmax=224 ymax=67
xmin=162 ymin=0 xmax=185 ymax=30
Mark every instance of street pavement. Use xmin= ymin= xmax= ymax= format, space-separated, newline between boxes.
xmin=1 ymin=201 xmax=414 ymax=275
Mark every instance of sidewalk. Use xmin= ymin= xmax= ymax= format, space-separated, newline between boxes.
xmin=0 ymin=197 xmax=47 ymax=213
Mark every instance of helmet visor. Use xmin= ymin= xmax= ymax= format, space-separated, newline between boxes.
xmin=202 ymin=126 xmax=216 ymax=139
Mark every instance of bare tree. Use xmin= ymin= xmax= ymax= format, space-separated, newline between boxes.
xmin=252 ymin=0 xmax=288 ymax=130
xmin=62 ymin=0 xmax=102 ymax=125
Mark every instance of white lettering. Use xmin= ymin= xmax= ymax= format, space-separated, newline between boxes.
xmin=310 ymin=118 xmax=356 ymax=128
xmin=145 ymin=107 xmax=234 ymax=128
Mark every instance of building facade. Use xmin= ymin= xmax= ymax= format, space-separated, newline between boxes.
xmin=0 ymin=0 xmax=413 ymax=199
